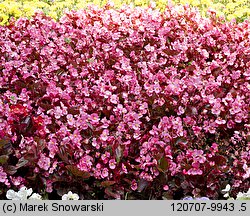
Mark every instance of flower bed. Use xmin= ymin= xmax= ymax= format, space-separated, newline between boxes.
xmin=0 ymin=0 xmax=250 ymax=25
xmin=0 ymin=3 xmax=249 ymax=200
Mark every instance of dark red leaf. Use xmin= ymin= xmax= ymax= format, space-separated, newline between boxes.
xmin=5 ymin=165 xmax=17 ymax=175
xmin=101 ymin=181 xmax=116 ymax=187
xmin=211 ymin=155 xmax=227 ymax=166
xmin=104 ymin=187 xmax=121 ymax=199
xmin=16 ymin=157 xmax=29 ymax=168
xmin=66 ymin=165 xmax=90 ymax=179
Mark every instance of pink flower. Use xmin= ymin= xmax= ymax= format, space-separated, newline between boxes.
xmin=230 ymin=99 xmax=242 ymax=115
xmin=47 ymin=138 xmax=58 ymax=158
xmin=110 ymin=94 xmax=119 ymax=104
xmin=0 ymin=166 xmax=7 ymax=183
xmin=231 ymin=70 xmax=241 ymax=80
xmin=192 ymin=126 xmax=202 ymax=136
xmin=215 ymin=117 xmax=226 ymax=125
xmin=66 ymin=114 xmax=75 ymax=126
xmin=117 ymin=122 xmax=125 ymax=132
xmin=90 ymin=113 xmax=100 ymax=124
xmin=192 ymin=149 xmax=206 ymax=163
xmin=104 ymin=90 xmax=112 ymax=99
xmin=184 ymin=168 xmax=203 ymax=175
xmin=69 ymin=66 xmax=78 ymax=77
xmin=114 ymin=104 xmax=126 ymax=114
xmin=192 ymin=161 xmax=200 ymax=168
xmin=100 ymin=129 xmax=109 ymax=141
xmin=37 ymin=154 xmax=50 ymax=171
xmin=101 ymin=151 xmax=110 ymax=164
xmin=49 ymin=161 xmax=58 ymax=174
xmin=145 ymin=44 xmax=155 ymax=52
xmin=10 ymin=176 xmax=24 ymax=187
xmin=131 ymin=120 xmax=141 ymax=131
xmin=109 ymin=159 xmax=116 ymax=169
xmin=70 ymin=130 xmax=82 ymax=148
xmin=100 ymin=117 xmax=110 ymax=129
xmin=101 ymin=168 xmax=109 ymax=178
xmin=91 ymin=138 xmax=100 ymax=149
xmin=54 ymin=106 xmax=64 ymax=119
xmin=77 ymin=155 xmax=93 ymax=172
xmin=93 ymin=164 xmax=102 ymax=178
xmin=234 ymin=114 xmax=243 ymax=123
xmin=163 ymin=185 xmax=169 ymax=191
xmin=121 ymin=163 xmax=128 ymax=174
xmin=45 ymin=180 xmax=53 ymax=193
xmin=177 ymin=106 xmax=185 ymax=115
xmin=131 ymin=179 xmax=138 ymax=191
xmin=227 ymin=120 xmax=235 ymax=129
xmin=209 ymin=143 xmax=218 ymax=155
xmin=153 ymin=82 xmax=161 ymax=94
xmin=211 ymin=102 xmax=222 ymax=116
xmin=139 ymin=102 xmax=148 ymax=114
xmin=242 ymin=164 xmax=250 ymax=179
xmin=207 ymin=122 xmax=217 ymax=134
xmin=133 ymin=132 xmax=141 ymax=140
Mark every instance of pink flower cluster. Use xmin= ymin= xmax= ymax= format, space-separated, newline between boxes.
xmin=0 ymin=4 xmax=249 ymax=199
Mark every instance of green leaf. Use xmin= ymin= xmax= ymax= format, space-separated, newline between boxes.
xmin=0 ymin=139 xmax=9 ymax=148
xmin=10 ymin=95 xmax=16 ymax=101
xmin=87 ymin=58 xmax=94 ymax=63
xmin=66 ymin=165 xmax=90 ymax=179
xmin=64 ymin=37 xmax=71 ymax=44
xmin=162 ymin=192 xmax=174 ymax=200
xmin=158 ymin=157 xmax=169 ymax=172
xmin=87 ymin=122 xmax=94 ymax=130
xmin=0 ymin=141 xmax=13 ymax=155
xmin=133 ymin=165 xmax=141 ymax=170
xmin=0 ymin=155 xmax=9 ymax=164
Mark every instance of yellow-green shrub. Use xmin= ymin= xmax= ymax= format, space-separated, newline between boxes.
xmin=0 ymin=0 xmax=249 ymax=25
xmin=172 ymin=0 xmax=250 ymax=22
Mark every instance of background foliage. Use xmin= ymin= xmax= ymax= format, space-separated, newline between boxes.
xmin=0 ymin=0 xmax=250 ymax=25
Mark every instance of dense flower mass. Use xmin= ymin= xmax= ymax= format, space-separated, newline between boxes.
xmin=0 ymin=4 xmax=249 ymax=200
xmin=0 ymin=0 xmax=249 ymax=25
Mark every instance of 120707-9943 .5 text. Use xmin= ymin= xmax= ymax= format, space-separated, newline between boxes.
xmin=171 ymin=202 xmax=247 ymax=212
